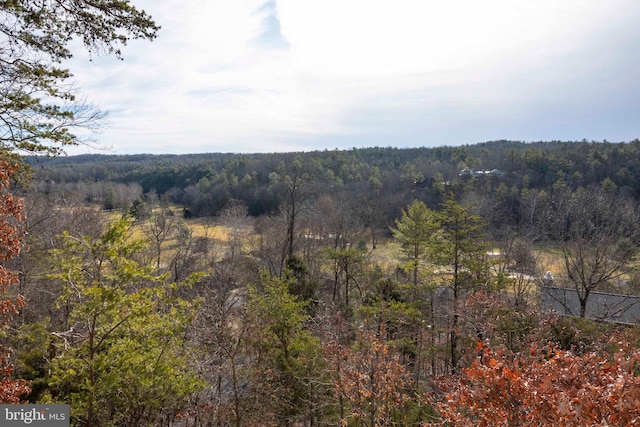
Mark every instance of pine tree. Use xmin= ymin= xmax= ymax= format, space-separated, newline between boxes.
xmin=47 ymin=217 xmax=203 ymax=426
xmin=1 ymin=1 xmax=158 ymax=154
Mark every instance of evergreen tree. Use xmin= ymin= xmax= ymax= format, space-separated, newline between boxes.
xmin=247 ymin=272 xmax=327 ymax=425
xmin=391 ymin=199 xmax=438 ymax=286
xmin=1 ymin=0 xmax=158 ymax=154
xmin=46 ymin=217 xmax=203 ymax=426
xmin=430 ymin=196 xmax=488 ymax=373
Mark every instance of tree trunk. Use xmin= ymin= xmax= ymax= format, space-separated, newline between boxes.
xmin=430 ymin=289 xmax=436 ymax=375
xmin=451 ymin=262 xmax=460 ymax=374
xmin=579 ymin=289 xmax=590 ymax=318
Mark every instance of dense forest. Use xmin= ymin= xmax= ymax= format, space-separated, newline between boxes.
xmin=28 ymin=139 xmax=640 ymax=232
xmin=3 ymin=0 xmax=640 ymax=424
xmin=1 ymin=140 xmax=640 ymax=425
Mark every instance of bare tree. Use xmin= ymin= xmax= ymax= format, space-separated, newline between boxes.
xmin=219 ymin=199 xmax=251 ymax=262
xmin=552 ymin=187 xmax=638 ymax=317
xmin=192 ymin=268 xmax=248 ymax=427
xmin=270 ymin=157 xmax=314 ymax=272
xmin=253 ymin=214 xmax=289 ymax=277
xmin=17 ymin=189 xmax=105 ymax=325
xmin=494 ymin=235 xmax=541 ymax=309
xmin=142 ymin=198 xmax=176 ymax=270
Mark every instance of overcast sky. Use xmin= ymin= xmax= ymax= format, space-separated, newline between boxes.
xmin=67 ymin=0 xmax=640 ymax=155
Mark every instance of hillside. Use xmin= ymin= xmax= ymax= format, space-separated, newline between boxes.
xmin=8 ymin=139 xmax=640 ymax=425
xmin=28 ymin=140 xmax=640 ymax=235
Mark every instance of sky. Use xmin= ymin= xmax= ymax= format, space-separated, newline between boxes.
xmin=66 ymin=0 xmax=640 ymax=155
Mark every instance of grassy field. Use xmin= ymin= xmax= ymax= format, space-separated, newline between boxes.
xmin=101 ymin=206 xmax=633 ymax=295
xmin=536 ymin=247 xmax=565 ymax=277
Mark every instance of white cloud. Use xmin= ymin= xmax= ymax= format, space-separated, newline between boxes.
xmin=65 ymin=0 xmax=640 ymax=155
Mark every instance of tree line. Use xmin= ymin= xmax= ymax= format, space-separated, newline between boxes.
xmin=3 ymin=157 xmax=640 ymax=425
xmin=4 ymin=0 xmax=640 ymax=424
xmin=30 ymin=139 xmax=640 ymax=231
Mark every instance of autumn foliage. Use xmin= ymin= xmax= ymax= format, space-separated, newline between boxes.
xmin=328 ymin=331 xmax=413 ymax=427
xmin=431 ymin=341 xmax=640 ymax=426
xmin=0 ymin=162 xmax=30 ymax=402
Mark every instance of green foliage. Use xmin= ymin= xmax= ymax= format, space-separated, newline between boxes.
xmin=1 ymin=0 xmax=158 ymax=154
xmin=493 ymin=308 xmax=539 ymax=352
xmin=247 ymin=272 xmax=327 ymax=424
xmin=285 ymin=255 xmax=316 ymax=302
xmin=430 ymin=196 xmax=489 ymax=285
xmin=13 ymin=321 xmax=52 ymax=402
xmin=391 ymin=199 xmax=438 ymax=285
xmin=127 ymin=198 xmax=148 ymax=220
xmin=45 ymin=217 xmax=203 ymax=426
xmin=325 ymin=246 xmax=368 ymax=308
xmin=430 ymin=197 xmax=489 ymax=373
xmin=545 ymin=316 xmax=613 ymax=352
xmin=28 ymin=140 xmax=640 ymax=232
xmin=15 ymin=141 xmax=640 ymax=424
